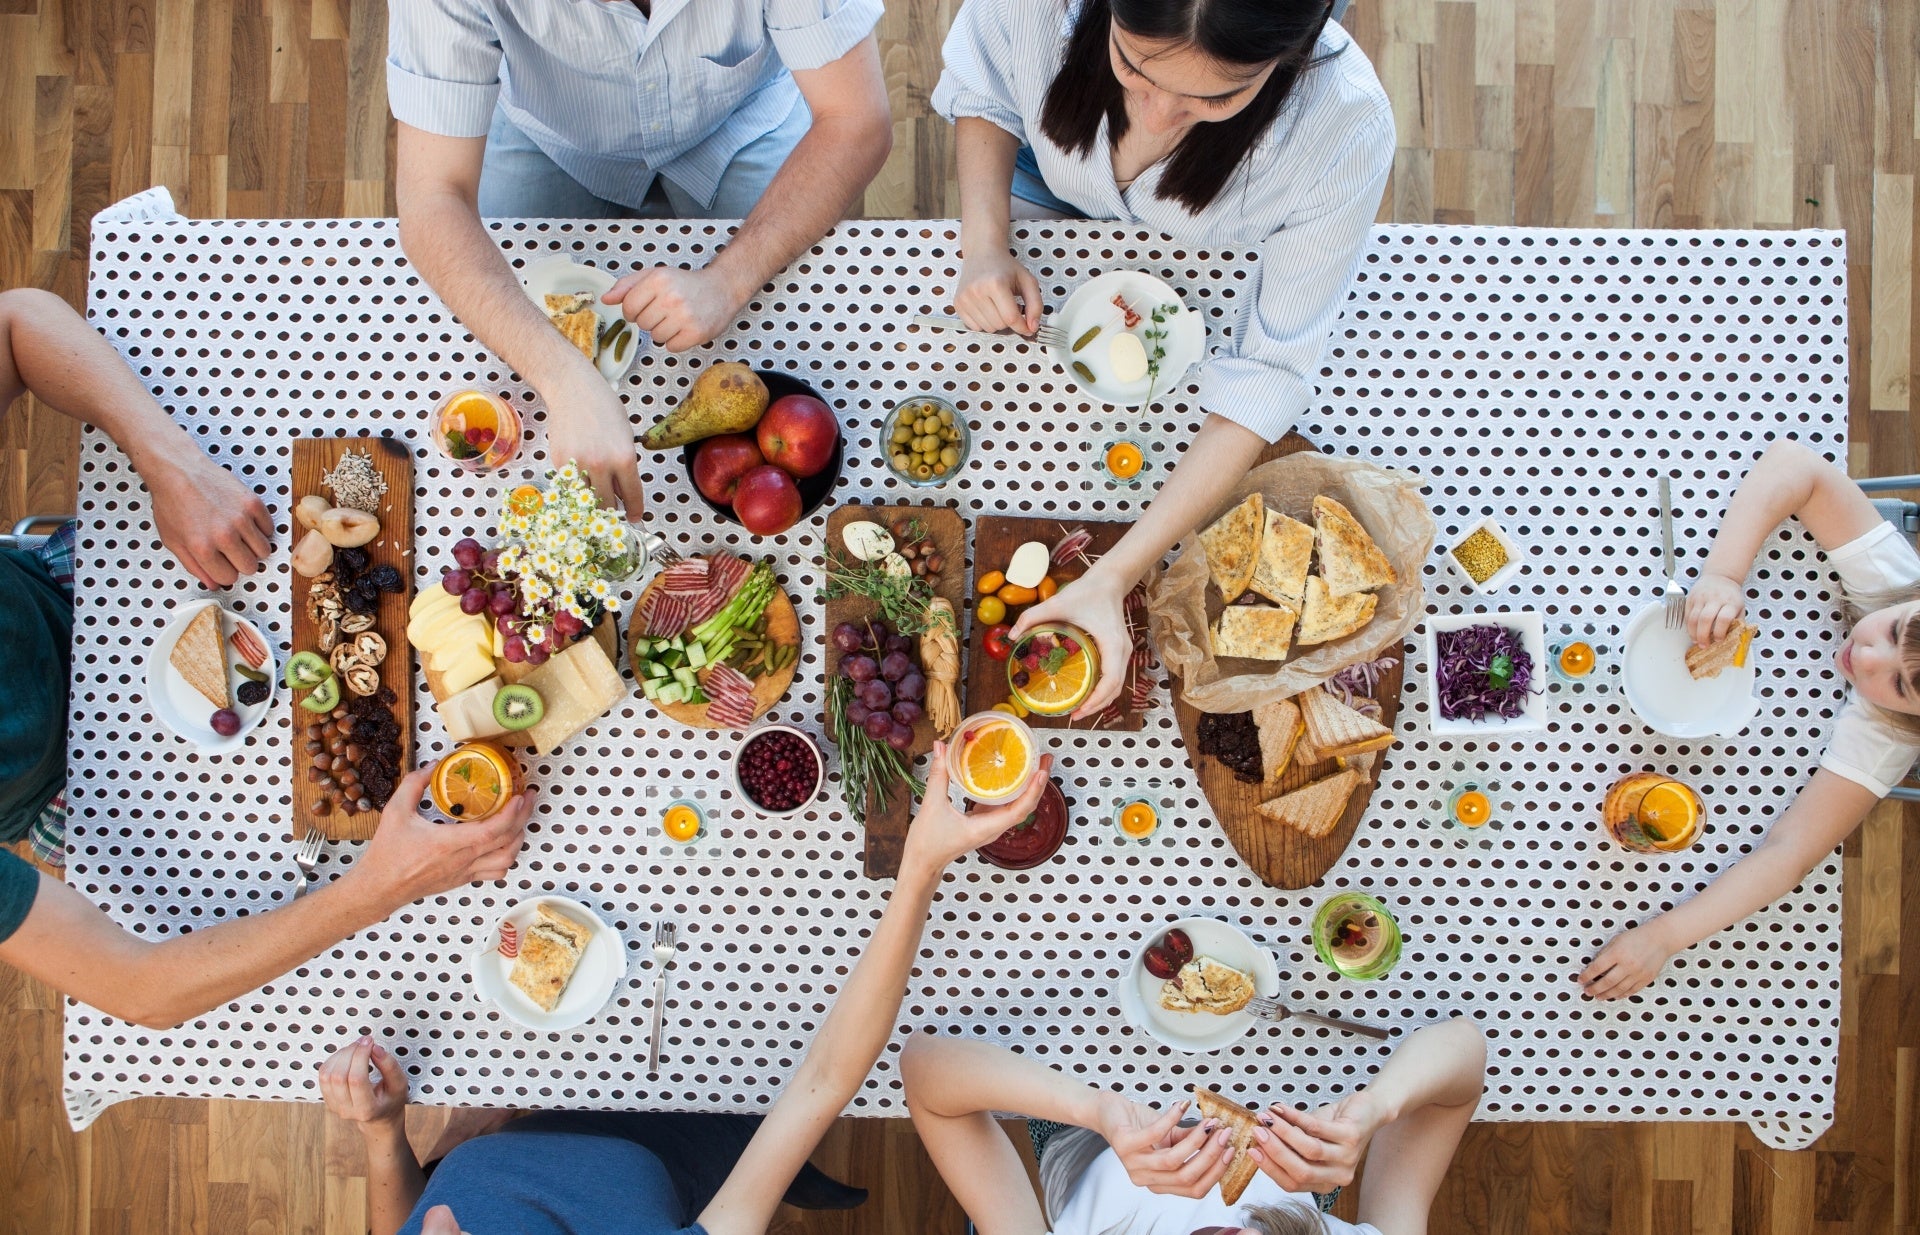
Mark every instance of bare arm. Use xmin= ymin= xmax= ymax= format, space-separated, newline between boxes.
xmin=393 ymin=125 xmax=646 ymax=516
xmin=950 ymin=117 xmax=1043 ymax=335
xmin=0 ymin=287 xmax=273 ymax=587
xmin=605 ymin=37 xmax=892 ymax=352
xmin=1581 ymin=768 xmax=1876 ymax=999
xmin=319 ymin=1036 xmax=427 ymax=1235
xmin=0 ymin=769 xmax=532 ymax=1027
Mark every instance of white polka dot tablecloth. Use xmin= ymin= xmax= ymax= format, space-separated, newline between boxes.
xmin=65 ymin=206 xmax=1849 ymax=1150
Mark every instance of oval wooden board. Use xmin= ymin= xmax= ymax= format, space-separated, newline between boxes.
xmin=626 ymin=573 xmax=800 ymax=730
xmin=1170 ymin=431 xmax=1407 ymax=889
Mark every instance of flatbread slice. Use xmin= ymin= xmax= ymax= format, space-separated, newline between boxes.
xmin=1198 ymin=494 xmax=1263 ymax=603
xmin=1257 ymin=768 xmax=1361 ymax=840
xmin=1249 ymin=510 xmax=1315 ymax=605
xmin=1298 ymin=686 xmax=1395 ymax=758
xmin=1313 ymin=495 xmax=1396 ymax=598
xmin=1159 ymin=956 xmax=1256 ymax=1016
xmin=171 ymin=605 xmax=230 ymax=709
xmin=1252 ymin=699 xmax=1304 ymax=782
xmin=1212 ymin=602 xmax=1299 ymax=661
xmin=1191 ymin=1089 xmax=1262 ymax=1206
xmin=1685 ymin=621 xmax=1756 ymax=680
xmin=1297 ymin=575 xmax=1376 ymax=645
xmin=544 ymin=293 xmax=599 ymax=361
xmin=508 ymin=904 xmax=593 ymax=1013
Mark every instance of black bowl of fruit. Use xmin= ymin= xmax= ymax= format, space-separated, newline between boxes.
xmin=679 ymin=370 xmax=845 ymax=537
xmin=733 ymin=723 xmax=825 ymax=818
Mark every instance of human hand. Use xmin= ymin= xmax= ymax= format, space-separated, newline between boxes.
xmin=1095 ymin=1094 xmax=1236 ymax=1198
xmin=604 ymin=265 xmax=745 ymax=353
xmin=953 ymin=249 xmax=1042 ymax=335
xmin=352 ymin=768 xmax=532 ymax=909
xmin=1579 ymin=922 xmax=1676 ymax=1000
xmin=542 ymin=369 xmax=646 ymax=518
xmin=317 ymin=1033 xmax=409 ymax=1132
xmin=900 ymin=740 xmax=1054 ymax=874
xmin=142 ymin=446 xmax=273 ymax=588
xmin=1685 ymin=572 xmax=1746 ymax=647
xmin=1249 ymin=1092 xmax=1381 ymax=1194
xmin=1008 ymin=569 xmax=1132 ymax=720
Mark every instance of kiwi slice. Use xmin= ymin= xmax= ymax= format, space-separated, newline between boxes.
xmin=299 ymin=675 xmax=341 ymax=713
xmin=492 ymin=683 xmax=544 ymax=731
xmin=285 ymin=650 xmax=331 ymax=689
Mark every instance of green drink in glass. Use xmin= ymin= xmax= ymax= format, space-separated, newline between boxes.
xmin=1312 ymin=892 xmax=1402 ymax=980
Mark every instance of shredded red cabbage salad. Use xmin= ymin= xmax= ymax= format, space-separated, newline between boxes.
xmin=1435 ymin=623 xmax=1535 ymax=720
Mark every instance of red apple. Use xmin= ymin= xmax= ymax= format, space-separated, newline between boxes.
xmin=692 ymin=433 xmax=765 ymax=505
xmin=732 ymin=465 xmax=804 ymax=536
xmin=756 ymin=394 xmax=840 ymax=479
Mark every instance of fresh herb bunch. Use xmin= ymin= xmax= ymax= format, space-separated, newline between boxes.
xmin=818 ymin=553 xmax=948 ymax=636
xmin=1141 ymin=302 xmax=1178 ymax=406
xmin=827 ymin=674 xmax=926 ymax=819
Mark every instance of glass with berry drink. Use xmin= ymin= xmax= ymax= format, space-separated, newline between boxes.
xmin=1311 ymin=891 xmax=1402 ymax=980
xmin=433 ymin=390 xmax=520 ymax=472
xmin=1006 ymin=623 xmax=1098 ymax=717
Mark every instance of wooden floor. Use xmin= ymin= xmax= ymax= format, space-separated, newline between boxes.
xmin=2 ymin=0 xmax=1917 ymax=1230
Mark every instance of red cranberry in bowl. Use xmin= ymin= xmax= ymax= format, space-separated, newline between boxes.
xmin=734 ymin=724 xmax=823 ymax=816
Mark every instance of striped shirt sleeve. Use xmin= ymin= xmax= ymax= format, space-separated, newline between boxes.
xmin=386 ymin=0 xmax=505 ymax=139
xmin=766 ymin=0 xmax=885 ymax=72
xmin=930 ymin=0 xmax=1030 ymax=143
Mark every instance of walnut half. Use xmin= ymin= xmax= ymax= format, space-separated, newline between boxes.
xmin=352 ymin=632 xmax=388 ymax=667
xmin=344 ymin=665 xmax=382 ymax=697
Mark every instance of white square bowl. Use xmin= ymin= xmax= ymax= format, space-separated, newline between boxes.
xmin=1424 ymin=609 xmax=1549 ymax=736
xmin=1445 ymin=517 xmax=1525 ymax=595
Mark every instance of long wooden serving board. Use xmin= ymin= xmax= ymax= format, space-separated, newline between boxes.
xmin=963 ymin=515 xmax=1147 ymax=730
xmin=1170 ymin=432 xmax=1404 ymax=889
xmin=822 ymin=504 xmax=968 ymax=879
xmin=289 ymin=436 xmax=414 ymax=841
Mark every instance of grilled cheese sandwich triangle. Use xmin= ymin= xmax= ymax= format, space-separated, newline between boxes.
xmin=1298 ymin=686 xmax=1396 ymax=758
xmin=1257 ymin=768 xmax=1361 ymax=839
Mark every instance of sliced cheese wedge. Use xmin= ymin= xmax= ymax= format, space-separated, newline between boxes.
xmin=440 ymin=676 xmax=509 ymax=741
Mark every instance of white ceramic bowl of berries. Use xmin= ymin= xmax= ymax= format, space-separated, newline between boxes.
xmin=733 ymin=723 xmax=825 ymax=818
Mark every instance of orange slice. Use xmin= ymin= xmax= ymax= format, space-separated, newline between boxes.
xmin=506 ymin=483 xmax=545 ymax=517
xmin=1012 ymin=647 xmax=1094 ymax=715
xmin=1636 ymin=781 xmax=1700 ymax=846
xmin=1105 ymin=441 xmax=1144 ymax=480
xmin=432 ymin=747 xmax=508 ymax=821
xmin=1452 ymin=790 xmax=1492 ymax=827
xmin=1117 ymin=800 xmax=1158 ymax=837
xmin=960 ymin=720 xmax=1032 ymax=799
xmin=662 ymin=803 xmax=703 ymax=843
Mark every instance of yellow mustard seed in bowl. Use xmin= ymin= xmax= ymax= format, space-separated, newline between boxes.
xmin=1452 ymin=527 xmax=1509 ymax=584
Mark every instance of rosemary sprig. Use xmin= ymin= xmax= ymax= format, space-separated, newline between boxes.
xmin=1141 ymin=301 xmax=1178 ymax=406
xmin=817 ymin=552 xmax=948 ymax=636
xmin=827 ymin=675 xmax=926 ymax=822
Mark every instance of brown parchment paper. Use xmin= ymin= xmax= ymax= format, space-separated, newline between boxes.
xmin=1148 ymin=454 xmax=1433 ymax=713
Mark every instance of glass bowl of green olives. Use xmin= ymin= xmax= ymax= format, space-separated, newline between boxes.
xmin=882 ymin=394 xmax=971 ymax=486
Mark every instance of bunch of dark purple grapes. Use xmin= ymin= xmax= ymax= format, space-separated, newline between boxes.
xmin=831 ymin=618 xmax=927 ymax=753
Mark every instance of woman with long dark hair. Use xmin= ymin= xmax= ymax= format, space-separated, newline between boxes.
xmin=932 ymin=0 xmax=1393 ymax=716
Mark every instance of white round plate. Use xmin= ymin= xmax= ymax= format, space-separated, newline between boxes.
xmin=1050 ymin=270 xmax=1204 ymax=409
xmin=145 ymin=599 xmax=278 ymax=753
xmin=1117 ymin=916 xmax=1281 ymax=1054
xmin=518 ymin=257 xmax=646 ymax=388
xmin=1621 ymin=600 xmax=1759 ymax=738
xmin=472 ymin=895 xmax=626 ymax=1032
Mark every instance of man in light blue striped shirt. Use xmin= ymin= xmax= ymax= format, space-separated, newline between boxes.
xmin=387 ymin=0 xmax=892 ymax=516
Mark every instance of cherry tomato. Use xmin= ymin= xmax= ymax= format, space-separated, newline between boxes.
xmin=976 ymin=570 xmax=1006 ymax=595
xmin=1038 ymin=575 xmax=1059 ymax=601
xmin=974 ymin=595 xmax=1008 ymax=626
xmin=983 ymin=624 xmax=1014 ymax=660
xmin=997 ymin=583 xmax=1038 ymax=605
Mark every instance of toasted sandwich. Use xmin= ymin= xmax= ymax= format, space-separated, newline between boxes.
xmin=1313 ymin=495 xmax=1396 ymax=598
xmin=1297 ymin=575 xmax=1376 ymax=645
xmin=1159 ymin=956 xmax=1256 ymax=1016
xmin=1212 ymin=602 xmax=1299 ymax=661
xmin=1198 ymin=494 xmax=1264 ymax=603
xmin=1685 ymin=621 xmax=1756 ymax=680
xmin=1257 ymin=768 xmax=1361 ymax=839
xmin=1191 ymin=1089 xmax=1262 ymax=1205
xmin=1298 ymin=686 xmax=1395 ymax=758
xmin=1252 ymin=698 xmax=1305 ymax=782
xmin=1249 ymin=509 xmax=1315 ymax=606
xmin=170 ymin=606 xmax=230 ymax=709
xmin=544 ymin=293 xmax=600 ymax=362
xmin=508 ymin=904 xmax=593 ymax=1012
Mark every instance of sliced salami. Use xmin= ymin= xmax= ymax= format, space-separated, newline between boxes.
xmin=498 ymin=920 xmax=520 ymax=958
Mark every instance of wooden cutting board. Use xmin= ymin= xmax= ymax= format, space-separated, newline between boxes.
xmin=289 ymin=436 xmax=413 ymax=841
xmin=963 ymin=516 xmax=1147 ymax=730
xmin=626 ymin=573 xmax=800 ymax=729
xmin=1170 ymin=431 xmax=1405 ymax=888
xmin=821 ymin=504 xmax=968 ymax=878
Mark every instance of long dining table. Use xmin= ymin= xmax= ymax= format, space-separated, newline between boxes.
xmin=61 ymin=189 xmax=1850 ymax=1150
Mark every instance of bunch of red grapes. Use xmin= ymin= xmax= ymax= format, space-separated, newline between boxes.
xmin=832 ymin=619 xmax=927 ymax=752
xmin=439 ymin=536 xmax=586 ymax=666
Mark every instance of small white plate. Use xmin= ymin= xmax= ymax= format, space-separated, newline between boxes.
xmin=1051 ymin=270 xmax=1204 ymax=409
xmin=1445 ymin=517 xmax=1525 ymax=595
xmin=1117 ymin=916 xmax=1280 ymax=1054
xmin=145 ymin=600 xmax=278 ymax=753
xmin=1621 ymin=601 xmax=1759 ymax=738
xmin=518 ymin=257 xmax=646 ymax=388
xmin=1423 ymin=610 xmax=1549 ymax=736
xmin=472 ymin=895 xmax=627 ymax=1032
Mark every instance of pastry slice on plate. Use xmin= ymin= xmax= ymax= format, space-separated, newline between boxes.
xmin=508 ymin=904 xmax=593 ymax=1013
xmin=1159 ymin=955 xmax=1256 ymax=1016
xmin=171 ymin=605 xmax=230 ymax=709
xmin=544 ymin=293 xmax=600 ymax=362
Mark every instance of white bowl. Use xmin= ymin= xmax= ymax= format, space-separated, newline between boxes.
xmin=1445 ymin=517 xmax=1524 ymax=595
xmin=1050 ymin=270 xmax=1204 ymax=409
xmin=471 ymin=895 xmax=626 ymax=1032
xmin=1423 ymin=610 xmax=1549 ymax=736
xmin=731 ymin=723 xmax=825 ymax=819
xmin=145 ymin=600 xmax=278 ymax=753
xmin=518 ymin=257 xmax=646 ymax=388
xmin=1116 ymin=917 xmax=1281 ymax=1054
xmin=1620 ymin=601 xmax=1759 ymax=738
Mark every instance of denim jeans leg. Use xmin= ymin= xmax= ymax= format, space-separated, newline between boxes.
xmin=477 ymin=105 xmax=631 ymax=219
xmin=657 ymin=96 xmax=812 ymax=218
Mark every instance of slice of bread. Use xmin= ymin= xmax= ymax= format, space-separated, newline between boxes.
xmin=170 ymin=605 xmax=230 ymax=709
xmin=1249 ymin=509 xmax=1315 ymax=605
xmin=1191 ymin=1088 xmax=1262 ymax=1205
xmin=1199 ymin=494 xmax=1264 ymax=603
xmin=1298 ymin=686 xmax=1396 ymax=758
xmin=1297 ymin=575 xmax=1376 ymax=645
xmin=1685 ymin=621 xmax=1756 ymax=680
xmin=1253 ymin=699 xmax=1304 ymax=782
xmin=1312 ymin=495 xmax=1396 ymax=598
xmin=1212 ymin=602 xmax=1299 ymax=661
xmin=1257 ymin=768 xmax=1361 ymax=839
xmin=1159 ymin=955 xmax=1256 ymax=1016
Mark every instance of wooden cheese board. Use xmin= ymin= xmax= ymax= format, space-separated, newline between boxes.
xmin=822 ymin=503 xmax=968 ymax=879
xmin=626 ymin=571 xmax=800 ymax=730
xmin=418 ymin=604 xmax=620 ymax=751
xmin=963 ymin=515 xmax=1148 ymax=730
xmin=288 ymin=435 xmax=413 ymax=842
xmin=1171 ymin=432 xmax=1406 ymax=888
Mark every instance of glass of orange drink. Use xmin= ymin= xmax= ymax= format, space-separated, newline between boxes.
xmin=430 ymin=741 xmax=520 ymax=822
xmin=1603 ymin=771 xmax=1704 ymax=852
xmin=1007 ymin=624 xmax=1098 ymax=717
xmin=947 ymin=711 xmax=1039 ymax=805
xmin=434 ymin=390 xmax=521 ymax=471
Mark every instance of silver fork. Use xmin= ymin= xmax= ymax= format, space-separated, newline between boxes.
xmin=911 ymin=314 xmax=1068 ymax=350
xmin=647 ymin=919 xmax=679 ymax=1077
xmin=292 ymin=830 xmax=326 ymax=899
xmin=1245 ymin=995 xmax=1391 ymax=1040
xmin=1660 ymin=475 xmax=1687 ymax=628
